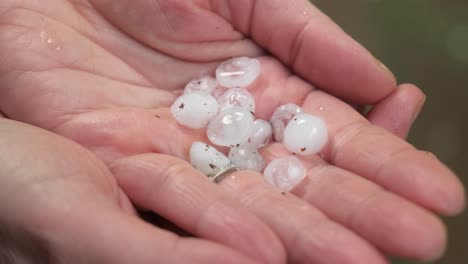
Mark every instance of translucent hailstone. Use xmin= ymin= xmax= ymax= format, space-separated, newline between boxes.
xmin=171 ymin=92 xmax=219 ymax=129
xmin=190 ymin=142 xmax=233 ymax=177
xmin=283 ymin=113 xmax=328 ymax=156
xmin=270 ymin=104 xmax=304 ymax=142
xmin=184 ymin=76 xmax=218 ymax=94
xmin=207 ymin=107 xmax=254 ymax=147
xmin=228 ymin=143 xmax=265 ymax=172
xmin=249 ymin=119 xmax=273 ymax=148
xmin=218 ymin=88 xmax=256 ymax=113
xmin=263 ymin=156 xmax=307 ymax=192
xmin=216 ymin=57 xmax=261 ymax=88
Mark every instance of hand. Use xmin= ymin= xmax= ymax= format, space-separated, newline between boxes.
xmin=0 ymin=118 xmax=284 ymax=264
xmin=0 ymin=1 xmax=464 ymax=263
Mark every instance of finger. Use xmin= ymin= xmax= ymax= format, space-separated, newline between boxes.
xmin=90 ymin=0 xmax=263 ymax=62
xmin=221 ymin=0 xmax=396 ymax=104
xmin=262 ymin=144 xmax=447 ymax=261
xmin=367 ymin=84 xmax=426 ymax=139
xmin=114 ymin=153 xmax=389 ymax=264
xmin=60 ymin=207 xmax=259 ymax=264
xmin=218 ymin=170 xmax=388 ymax=264
xmin=0 ymin=119 xmax=257 ymax=264
xmin=90 ymin=0 xmax=394 ymax=104
xmin=84 ymin=113 xmax=388 ymax=263
xmin=301 ymin=90 xmax=465 ymax=215
xmin=110 ymin=153 xmax=285 ymax=264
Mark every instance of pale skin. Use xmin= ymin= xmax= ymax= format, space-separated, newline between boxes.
xmin=0 ymin=0 xmax=465 ymax=263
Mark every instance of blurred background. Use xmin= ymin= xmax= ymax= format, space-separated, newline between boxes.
xmin=311 ymin=0 xmax=467 ymax=263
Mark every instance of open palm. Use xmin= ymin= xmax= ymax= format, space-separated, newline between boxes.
xmin=0 ymin=0 xmax=464 ymax=263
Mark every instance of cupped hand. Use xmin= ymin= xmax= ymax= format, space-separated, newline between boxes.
xmin=0 ymin=0 xmax=464 ymax=263
xmin=0 ymin=118 xmax=283 ymax=264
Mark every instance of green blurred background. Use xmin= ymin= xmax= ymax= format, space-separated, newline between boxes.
xmin=312 ymin=1 xmax=467 ymax=263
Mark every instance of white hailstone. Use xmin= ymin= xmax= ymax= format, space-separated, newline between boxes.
xmin=184 ymin=76 xmax=218 ymax=94
xmin=228 ymin=143 xmax=265 ymax=172
xmin=218 ymin=88 xmax=256 ymax=113
xmin=283 ymin=113 xmax=328 ymax=156
xmin=270 ymin=104 xmax=304 ymax=142
xmin=190 ymin=142 xmax=233 ymax=177
xmin=207 ymin=107 xmax=254 ymax=147
xmin=263 ymin=156 xmax=307 ymax=192
xmin=216 ymin=57 xmax=261 ymax=88
xmin=211 ymin=87 xmax=228 ymax=100
xmin=170 ymin=92 xmax=219 ymax=129
xmin=249 ymin=119 xmax=273 ymax=148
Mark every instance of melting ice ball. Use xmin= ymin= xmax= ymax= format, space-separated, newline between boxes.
xmin=249 ymin=119 xmax=273 ymax=148
xmin=216 ymin=57 xmax=261 ymax=88
xmin=190 ymin=142 xmax=233 ymax=178
xmin=270 ymin=104 xmax=304 ymax=142
xmin=171 ymin=92 xmax=219 ymax=129
xmin=184 ymin=76 xmax=218 ymax=94
xmin=263 ymin=156 xmax=307 ymax=192
xmin=283 ymin=113 xmax=328 ymax=156
xmin=228 ymin=143 xmax=265 ymax=172
xmin=207 ymin=107 xmax=254 ymax=147
xmin=218 ymin=88 xmax=256 ymax=113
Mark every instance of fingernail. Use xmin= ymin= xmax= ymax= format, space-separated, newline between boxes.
xmin=374 ymin=57 xmax=393 ymax=75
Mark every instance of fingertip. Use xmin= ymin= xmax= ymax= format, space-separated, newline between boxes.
xmin=377 ymin=202 xmax=447 ymax=261
xmin=366 ymin=83 xmax=426 ymax=139
xmin=371 ymin=57 xmax=398 ymax=102
xmin=438 ymin=172 xmax=466 ymax=216
xmin=416 ymin=151 xmax=466 ymax=216
xmin=410 ymin=213 xmax=448 ymax=262
xmin=398 ymin=83 xmax=426 ymax=121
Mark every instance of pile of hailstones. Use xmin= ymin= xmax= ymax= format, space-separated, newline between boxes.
xmin=171 ymin=57 xmax=328 ymax=192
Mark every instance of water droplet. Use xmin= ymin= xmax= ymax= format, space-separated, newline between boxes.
xmin=39 ymin=30 xmax=62 ymax=52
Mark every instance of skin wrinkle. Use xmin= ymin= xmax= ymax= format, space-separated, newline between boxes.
xmin=4 ymin=5 xmax=152 ymax=86
xmin=345 ymin=187 xmax=384 ymax=232
xmin=151 ymin=0 xmax=176 ymax=35
xmin=327 ymin=120 xmax=369 ymax=165
xmin=372 ymin=146 xmax=416 ymax=183
xmin=289 ymin=20 xmax=312 ymax=68
xmin=295 ymin=160 xmax=379 ymax=231
xmin=243 ymin=0 xmax=256 ymax=38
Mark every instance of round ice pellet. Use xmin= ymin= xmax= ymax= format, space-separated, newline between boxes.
xmin=228 ymin=143 xmax=264 ymax=172
xmin=190 ymin=142 xmax=232 ymax=177
xmin=270 ymin=104 xmax=304 ymax=142
xmin=184 ymin=76 xmax=218 ymax=94
xmin=216 ymin=57 xmax=261 ymax=88
xmin=218 ymin=88 xmax=256 ymax=113
xmin=263 ymin=156 xmax=307 ymax=192
xmin=249 ymin=119 xmax=273 ymax=148
xmin=207 ymin=107 xmax=254 ymax=147
xmin=283 ymin=113 xmax=328 ymax=155
xmin=170 ymin=92 xmax=219 ymax=129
